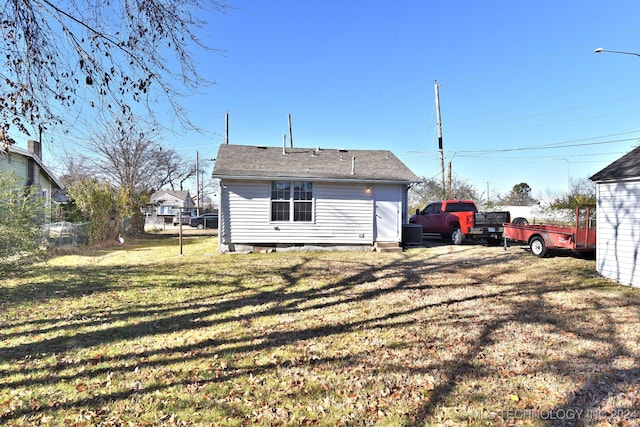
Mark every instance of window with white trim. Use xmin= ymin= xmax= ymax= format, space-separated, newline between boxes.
xmin=271 ymin=181 xmax=313 ymax=222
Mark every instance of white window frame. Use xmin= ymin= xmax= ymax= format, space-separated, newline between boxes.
xmin=271 ymin=181 xmax=313 ymax=222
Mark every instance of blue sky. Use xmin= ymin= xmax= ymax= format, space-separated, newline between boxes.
xmin=30 ymin=1 xmax=640 ymax=200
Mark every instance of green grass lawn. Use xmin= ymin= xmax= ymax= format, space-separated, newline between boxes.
xmin=1 ymin=236 xmax=639 ymax=426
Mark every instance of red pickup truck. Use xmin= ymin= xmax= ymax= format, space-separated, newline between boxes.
xmin=409 ymin=200 xmax=510 ymax=245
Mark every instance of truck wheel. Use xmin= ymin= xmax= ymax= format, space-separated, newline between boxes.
xmin=451 ymin=228 xmax=464 ymax=245
xmin=512 ymin=217 xmax=529 ymax=225
xmin=529 ymin=236 xmax=548 ymax=257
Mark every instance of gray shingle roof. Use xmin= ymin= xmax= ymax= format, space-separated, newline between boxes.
xmin=590 ymin=145 xmax=640 ymax=182
xmin=6 ymin=145 xmax=64 ymax=189
xmin=212 ymin=144 xmax=419 ymax=183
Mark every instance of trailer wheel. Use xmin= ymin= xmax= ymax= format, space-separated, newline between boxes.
xmin=529 ymin=236 xmax=548 ymax=257
xmin=451 ymin=228 xmax=464 ymax=245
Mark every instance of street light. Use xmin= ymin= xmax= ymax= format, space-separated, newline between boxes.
xmin=594 ymin=47 xmax=640 ymax=58
xmin=553 ymin=157 xmax=570 ymax=192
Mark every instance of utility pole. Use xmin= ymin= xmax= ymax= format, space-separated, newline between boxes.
xmin=434 ymin=80 xmax=445 ymax=199
xmin=447 ymin=161 xmax=452 ymax=198
xmin=486 ymin=181 xmax=490 ymax=205
xmin=195 ymin=150 xmax=200 ymax=216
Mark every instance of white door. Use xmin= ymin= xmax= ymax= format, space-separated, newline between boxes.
xmin=374 ymin=184 xmax=400 ymax=242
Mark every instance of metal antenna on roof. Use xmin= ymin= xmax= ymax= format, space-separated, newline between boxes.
xmin=225 ymin=112 xmax=229 ymax=144
xmin=288 ymin=113 xmax=293 ymax=148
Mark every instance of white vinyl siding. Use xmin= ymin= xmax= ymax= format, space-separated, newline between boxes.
xmin=314 ymin=183 xmax=373 ymax=242
xmin=595 ymin=179 xmax=640 ymax=287
xmin=220 ymin=180 xmax=374 ymax=245
xmin=220 ymin=181 xmax=270 ymax=243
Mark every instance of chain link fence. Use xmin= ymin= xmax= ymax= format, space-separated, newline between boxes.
xmin=43 ymin=222 xmax=91 ymax=248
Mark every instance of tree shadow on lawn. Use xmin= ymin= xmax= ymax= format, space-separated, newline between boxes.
xmin=2 ymin=248 xmax=475 ymax=360
xmin=409 ymin=266 xmax=640 ymax=425
xmin=1 ymin=245 xmax=638 ymax=425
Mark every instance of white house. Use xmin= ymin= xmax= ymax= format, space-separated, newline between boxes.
xmin=149 ymin=190 xmax=196 ymax=223
xmin=211 ymin=144 xmax=419 ymax=253
xmin=590 ymin=146 xmax=640 ymax=288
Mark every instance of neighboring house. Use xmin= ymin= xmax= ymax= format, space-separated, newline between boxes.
xmin=149 ymin=189 xmax=196 ymax=223
xmin=589 ymin=146 xmax=640 ymax=288
xmin=0 ymin=140 xmax=64 ymax=222
xmin=211 ymin=144 xmax=419 ymax=253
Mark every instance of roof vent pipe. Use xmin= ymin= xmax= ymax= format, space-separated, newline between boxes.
xmin=351 ymin=156 xmax=356 ymax=175
xmin=282 ymin=134 xmax=287 ymax=155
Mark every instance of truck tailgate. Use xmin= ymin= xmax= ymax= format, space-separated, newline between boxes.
xmin=475 ymin=211 xmax=510 ymax=225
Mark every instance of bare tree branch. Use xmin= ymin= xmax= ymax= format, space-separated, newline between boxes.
xmin=0 ymin=0 xmax=227 ymax=150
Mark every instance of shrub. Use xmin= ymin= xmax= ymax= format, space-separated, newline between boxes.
xmin=0 ymin=171 xmax=45 ymax=264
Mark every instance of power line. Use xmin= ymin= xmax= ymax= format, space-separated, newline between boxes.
xmin=454 ymin=150 xmax=630 ymax=163
xmin=457 ymin=133 xmax=640 ymax=155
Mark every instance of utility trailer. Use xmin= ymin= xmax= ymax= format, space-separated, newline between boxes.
xmin=502 ymin=206 xmax=596 ymax=257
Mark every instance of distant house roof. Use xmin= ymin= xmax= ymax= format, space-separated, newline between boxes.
xmin=590 ymin=146 xmax=640 ymax=182
xmin=165 ymin=190 xmax=190 ymax=200
xmin=6 ymin=145 xmax=64 ymax=189
xmin=212 ymin=144 xmax=419 ymax=183
xmin=151 ymin=190 xmax=193 ymax=202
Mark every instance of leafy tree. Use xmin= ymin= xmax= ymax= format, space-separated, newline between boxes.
xmin=67 ymin=179 xmax=120 ymax=244
xmin=0 ymin=171 xmax=45 ymax=263
xmin=0 ymin=0 xmax=227 ymax=150
xmin=409 ymin=176 xmax=479 ymax=213
xmin=548 ymin=177 xmax=596 ymax=210
xmin=502 ymin=182 xmax=537 ymax=206
xmin=58 ymin=199 xmax=85 ymax=224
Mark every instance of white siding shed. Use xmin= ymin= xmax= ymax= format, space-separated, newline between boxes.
xmin=590 ymin=146 xmax=640 ymax=288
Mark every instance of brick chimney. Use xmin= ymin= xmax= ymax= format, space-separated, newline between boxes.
xmin=27 ymin=139 xmax=42 ymax=159
xmin=27 ymin=139 xmax=41 ymax=188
